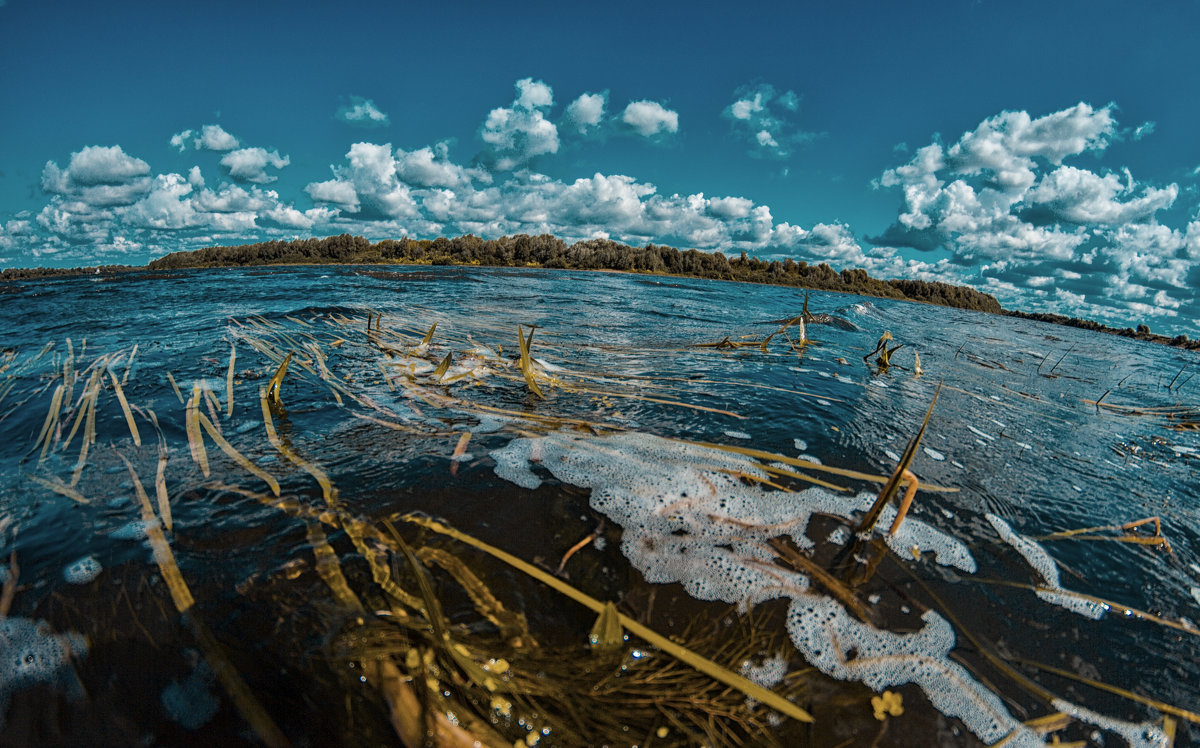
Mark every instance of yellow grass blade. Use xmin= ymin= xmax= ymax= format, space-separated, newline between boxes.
xmin=857 ymin=383 xmax=942 ymax=534
xmin=1015 ymin=658 xmax=1200 ymax=725
xmin=35 ymin=383 xmax=64 ymax=463
xmin=108 ymin=369 xmax=141 ymax=447
xmin=226 ymin=343 xmax=236 ymax=418
xmin=70 ymin=390 xmax=97 ymax=487
xmin=433 ymin=352 xmax=453 ymax=380
xmin=166 ymin=371 xmax=185 ymax=405
xmin=260 ymin=388 xmax=333 ymax=502
xmin=28 ymin=474 xmax=90 ymax=504
xmin=267 ymin=352 xmax=292 ymax=404
xmin=306 ymin=521 xmax=364 ymax=611
xmin=156 ymin=447 xmax=172 ymax=532
xmin=186 ymin=385 xmax=210 ymax=477
xmin=120 ymin=454 xmax=290 ymax=747
xmin=421 ymin=321 xmax=438 ymax=346
xmin=122 ymin=343 xmax=137 ymax=386
xmin=518 ymin=325 xmax=544 ymax=399
xmin=672 ymin=438 xmax=957 ymax=492
xmin=198 ymin=411 xmax=280 ymax=496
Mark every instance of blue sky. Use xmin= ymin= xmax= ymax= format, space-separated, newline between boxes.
xmin=2 ymin=0 xmax=1199 ymax=335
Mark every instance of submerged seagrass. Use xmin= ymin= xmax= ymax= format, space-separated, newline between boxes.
xmin=0 ymin=265 xmax=1195 ymax=747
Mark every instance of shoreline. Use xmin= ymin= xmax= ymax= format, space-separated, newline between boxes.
xmin=3 ymin=234 xmax=1197 ymax=353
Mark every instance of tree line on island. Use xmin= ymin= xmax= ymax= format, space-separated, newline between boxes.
xmin=141 ymin=233 xmax=1003 ymax=313
xmin=3 ymin=232 xmax=1195 ymax=349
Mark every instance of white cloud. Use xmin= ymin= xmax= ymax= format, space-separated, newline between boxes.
xmin=305 ymin=179 xmax=360 ymax=212
xmin=873 ymin=102 xmax=1195 ymax=331
xmin=219 ymin=147 xmax=290 ymax=184
xmin=44 ymin=145 xmax=151 ymax=188
xmin=565 ymin=92 xmax=607 ymax=133
xmin=24 ymin=140 xmax=326 ymax=257
xmin=722 ymin=83 xmax=817 ymax=159
xmin=169 ymin=130 xmax=193 ymax=152
xmin=1024 ymin=165 xmax=1176 ymax=225
xmin=621 ymin=100 xmax=679 ymax=138
xmin=196 ymin=124 xmax=240 ymax=152
xmin=306 ymin=142 xmax=420 ymax=220
xmin=730 ymin=94 xmax=763 ymax=121
xmin=480 ymin=78 xmax=560 ymax=171
xmin=171 ymin=124 xmax=240 ymax=152
xmin=395 ymin=142 xmax=490 ymax=188
xmin=515 ymin=78 xmax=553 ymax=109
xmin=336 ymin=96 xmax=390 ymax=127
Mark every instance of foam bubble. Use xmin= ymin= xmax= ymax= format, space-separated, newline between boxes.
xmin=723 ymin=430 xmax=751 ymax=440
xmin=739 ymin=651 xmax=788 ymax=689
xmin=923 ymin=447 xmax=946 ymax=461
xmin=110 ymin=519 xmax=157 ymax=540
xmin=0 ymin=617 xmax=87 ymax=728
xmin=62 ymin=555 xmax=102 ymax=584
xmin=967 ymin=425 xmax=994 ymax=441
xmin=162 ymin=660 xmax=219 ymax=730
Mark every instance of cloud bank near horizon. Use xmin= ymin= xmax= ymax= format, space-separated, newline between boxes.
xmin=1 ymin=83 xmax=1196 ymax=335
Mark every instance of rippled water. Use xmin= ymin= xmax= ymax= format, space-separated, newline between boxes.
xmin=1 ymin=266 xmax=1197 ymax=746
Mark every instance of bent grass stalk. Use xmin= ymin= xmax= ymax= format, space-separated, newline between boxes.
xmin=119 ymin=455 xmax=290 ymax=747
xmin=185 ymin=385 xmax=210 ymax=477
xmin=108 ymin=369 xmax=141 ymax=447
xmin=226 ymin=343 xmax=236 ymax=417
xmin=857 ymin=382 xmax=942 ymax=535
xmin=197 ymin=411 xmax=280 ymax=496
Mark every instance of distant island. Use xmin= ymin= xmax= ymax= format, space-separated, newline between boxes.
xmin=3 ymin=233 xmax=1196 ymax=351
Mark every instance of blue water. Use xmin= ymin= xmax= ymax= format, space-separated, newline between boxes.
xmin=1 ymin=265 xmax=1197 ymax=746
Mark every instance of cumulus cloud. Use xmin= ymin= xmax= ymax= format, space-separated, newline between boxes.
xmin=336 ymin=96 xmax=390 ymax=127
xmin=300 ymin=138 xmax=885 ymax=271
xmin=565 ymin=92 xmax=607 ymax=134
xmin=872 ymin=102 xmax=1194 ymax=330
xmin=480 ymin=78 xmax=560 ymax=170
xmin=621 ymin=100 xmax=679 ymax=138
xmin=219 ymin=147 xmax=290 ymax=184
xmin=26 ymin=140 xmax=325 ymax=260
xmin=42 ymin=145 xmax=151 ymax=192
xmin=170 ymin=124 xmax=240 ymax=153
xmin=169 ymin=125 xmax=290 ymax=183
xmin=305 ymin=142 xmax=423 ymax=220
xmin=723 ymin=83 xmax=818 ymax=159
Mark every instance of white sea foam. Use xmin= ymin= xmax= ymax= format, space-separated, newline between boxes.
xmin=985 ymin=514 xmax=1106 ymax=619
xmin=1050 ymin=699 xmax=1170 ymax=748
xmin=490 ymin=429 xmax=1019 ymax=742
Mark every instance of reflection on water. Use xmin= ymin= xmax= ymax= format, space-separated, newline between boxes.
xmin=0 ymin=265 xmax=1197 ymax=746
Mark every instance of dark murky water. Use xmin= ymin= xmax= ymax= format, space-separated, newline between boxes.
xmin=1 ymin=266 xmax=1197 ymax=746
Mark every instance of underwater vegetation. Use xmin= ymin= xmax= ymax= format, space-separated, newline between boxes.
xmin=0 ymin=268 xmax=1197 ymax=746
